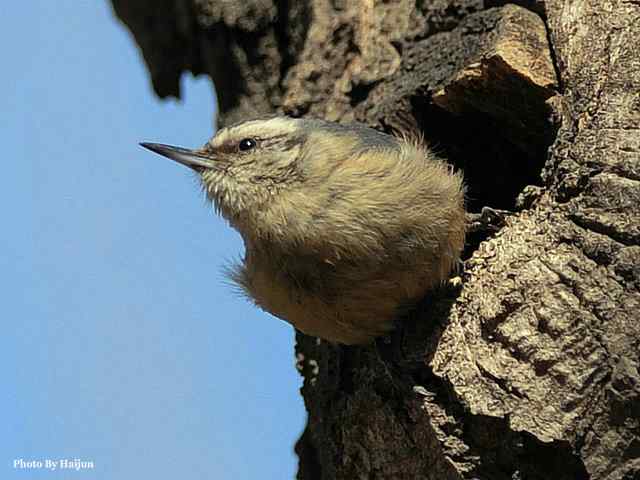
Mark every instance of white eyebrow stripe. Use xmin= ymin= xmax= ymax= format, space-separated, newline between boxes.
xmin=211 ymin=117 xmax=301 ymax=148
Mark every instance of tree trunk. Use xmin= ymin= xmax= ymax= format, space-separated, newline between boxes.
xmin=111 ymin=0 xmax=640 ymax=478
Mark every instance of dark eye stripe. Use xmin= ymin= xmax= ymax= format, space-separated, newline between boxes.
xmin=209 ymin=133 xmax=291 ymax=156
xmin=206 ymin=142 xmax=237 ymax=155
xmin=259 ymin=134 xmax=287 ymax=147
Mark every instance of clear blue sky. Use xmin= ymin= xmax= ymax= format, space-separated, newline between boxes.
xmin=2 ymin=1 xmax=305 ymax=478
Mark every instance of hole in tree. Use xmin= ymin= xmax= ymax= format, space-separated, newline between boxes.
xmin=409 ymin=96 xmax=558 ymax=258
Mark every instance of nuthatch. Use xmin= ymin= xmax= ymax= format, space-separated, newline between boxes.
xmin=141 ymin=116 xmax=466 ymax=344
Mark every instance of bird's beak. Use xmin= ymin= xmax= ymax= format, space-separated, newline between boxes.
xmin=139 ymin=142 xmax=215 ymax=171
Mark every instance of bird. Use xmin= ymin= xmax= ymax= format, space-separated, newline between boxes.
xmin=140 ymin=116 xmax=466 ymax=344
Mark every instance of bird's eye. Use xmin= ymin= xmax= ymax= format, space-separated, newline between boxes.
xmin=238 ymin=138 xmax=257 ymax=151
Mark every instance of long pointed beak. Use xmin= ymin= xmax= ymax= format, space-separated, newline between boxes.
xmin=139 ymin=142 xmax=215 ymax=171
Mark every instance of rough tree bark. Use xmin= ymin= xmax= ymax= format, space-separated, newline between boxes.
xmin=111 ymin=1 xmax=640 ymax=478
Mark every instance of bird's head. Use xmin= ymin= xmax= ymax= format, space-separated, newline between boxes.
xmin=141 ymin=116 xmax=311 ymax=220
